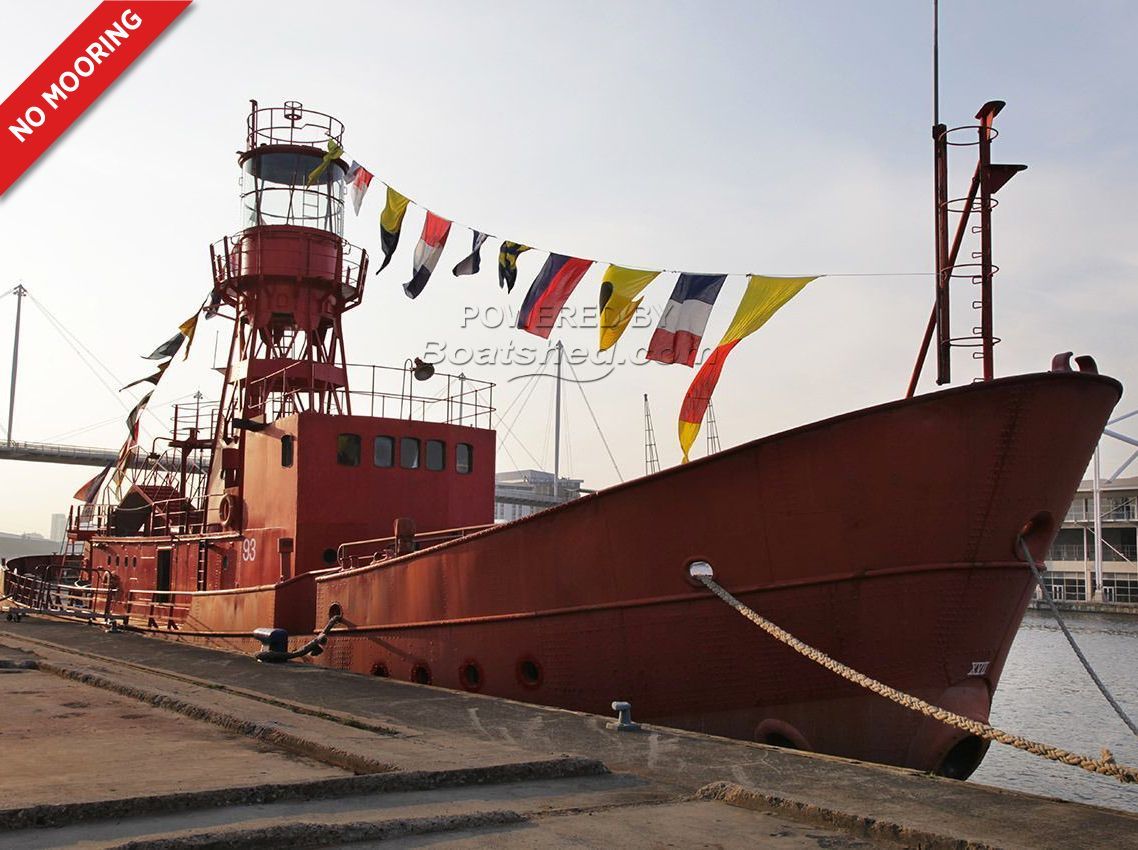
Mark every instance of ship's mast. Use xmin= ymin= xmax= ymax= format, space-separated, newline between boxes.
xmin=905 ymin=3 xmax=1025 ymax=397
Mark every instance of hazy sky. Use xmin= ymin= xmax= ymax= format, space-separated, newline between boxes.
xmin=1 ymin=1 xmax=1136 ymax=537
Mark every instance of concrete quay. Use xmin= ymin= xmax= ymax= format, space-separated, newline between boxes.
xmin=0 ymin=617 xmax=1136 ymax=849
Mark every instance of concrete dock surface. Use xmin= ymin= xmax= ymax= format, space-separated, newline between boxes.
xmin=0 ymin=617 xmax=1135 ymax=849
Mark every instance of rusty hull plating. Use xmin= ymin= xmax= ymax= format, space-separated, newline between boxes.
xmin=6 ymin=101 xmax=1123 ymax=781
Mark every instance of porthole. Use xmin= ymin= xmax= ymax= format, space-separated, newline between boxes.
xmin=322 ymin=547 xmax=338 ymax=565
xmin=411 ymin=663 xmax=431 ymax=685
xmin=370 ymin=662 xmax=389 ymax=677
xmin=516 ymin=656 xmax=542 ymax=689
xmin=459 ymin=660 xmax=483 ymax=692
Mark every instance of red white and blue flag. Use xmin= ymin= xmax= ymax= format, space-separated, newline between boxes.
xmin=516 ymin=254 xmax=593 ymax=338
xmin=403 ymin=212 xmax=452 ymax=299
xmin=646 ymin=273 xmax=726 ymax=366
xmin=344 ymin=161 xmax=373 ymax=215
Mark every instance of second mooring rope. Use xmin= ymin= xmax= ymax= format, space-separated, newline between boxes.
xmin=694 ymin=571 xmax=1138 ymax=784
xmin=1018 ymin=538 xmax=1138 ymax=738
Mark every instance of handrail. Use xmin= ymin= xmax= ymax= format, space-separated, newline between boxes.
xmin=336 ymin=523 xmax=495 ymax=569
xmin=239 ymin=358 xmax=495 ymax=428
xmin=126 ymin=572 xmax=313 ymax=598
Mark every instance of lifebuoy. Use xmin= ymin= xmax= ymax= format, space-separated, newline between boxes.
xmin=219 ymin=493 xmax=243 ymax=529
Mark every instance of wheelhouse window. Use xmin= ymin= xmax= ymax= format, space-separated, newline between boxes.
xmin=374 ymin=435 xmax=394 ymax=467
xmin=400 ymin=437 xmax=420 ymax=469
xmin=456 ymin=443 xmax=473 ymax=474
xmin=281 ymin=435 xmax=294 ymax=467
xmin=337 ymin=433 xmax=361 ymax=466
xmin=425 ymin=439 xmax=446 ymax=471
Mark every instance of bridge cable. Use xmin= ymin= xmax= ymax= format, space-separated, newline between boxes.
xmin=494 ymin=360 xmax=548 ymax=469
xmin=24 ymin=291 xmax=170 ymax=438
xmin=25 ymin=292 xmax=128 ymax=403
xmin=565 ymin=359 xmax=624 ymax=482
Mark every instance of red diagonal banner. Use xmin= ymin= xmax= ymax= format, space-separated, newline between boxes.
xmin=0 ymin=1 xmax=191 ymax=196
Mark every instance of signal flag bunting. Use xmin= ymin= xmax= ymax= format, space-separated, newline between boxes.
xmin=677 ymin=275 xmax=815 ymax=462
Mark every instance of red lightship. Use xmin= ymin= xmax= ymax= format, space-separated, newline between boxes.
xmin=5 ymin=100 xmax=1120 ymax=779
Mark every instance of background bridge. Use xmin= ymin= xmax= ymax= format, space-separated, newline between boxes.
xmin=0 ymin=284 xmax=575 ymax=520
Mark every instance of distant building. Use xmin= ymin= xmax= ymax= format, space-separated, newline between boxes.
xmin=50 ymin=513 xmax=67 ymax=543
xmin=1044 ymin=477 xmax=1137 ymax=603
xmin=0 ymin=530 xmax=54 ymax=562
xmin=494 ymin=469 xmax=588 ymax=522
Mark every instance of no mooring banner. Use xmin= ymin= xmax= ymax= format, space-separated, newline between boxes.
xmin=0 ymin=2 xmax=191 ymax=196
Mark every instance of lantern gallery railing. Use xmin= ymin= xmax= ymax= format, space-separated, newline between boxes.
xmin=246 ymin=100 xmax=344 ymax=149
xmin=209 ymin=230 xmax=368 ymax=303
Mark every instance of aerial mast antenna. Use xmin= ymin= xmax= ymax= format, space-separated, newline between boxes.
xmin=933 ymin=0 xmax=940 ymax=126
xmin=931 ymin=0 xmax=951 ymax=386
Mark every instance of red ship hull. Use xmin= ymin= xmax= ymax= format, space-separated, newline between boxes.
xmin=309 ymin=369 xmax=1119 ymax=777
xmin=5 ymin=369 xmax=1119 ymax=778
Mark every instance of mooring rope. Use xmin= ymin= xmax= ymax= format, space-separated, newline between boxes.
xmin=1018 ymin=538 xmax=1138 ymax=738
xmin=693 ymin=569 xmax=1138 ymax=784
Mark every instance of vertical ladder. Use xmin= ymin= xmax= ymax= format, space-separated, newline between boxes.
xmin=196 ymin=541 xmax=208 ymax=591
xmin=643 ymin=394 xmax=660 ymax=475
xmin=706 ymin=400 xmax=722 ymax=454
xmin=300 ymin=184 xmax=321 ymax=228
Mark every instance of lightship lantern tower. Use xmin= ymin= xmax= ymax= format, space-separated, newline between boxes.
xmin=206 ymin=100 xmax=370 ymax=528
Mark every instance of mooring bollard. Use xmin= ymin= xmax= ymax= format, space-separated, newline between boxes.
xmin=608 ymin=700 xmax=641 ymax=732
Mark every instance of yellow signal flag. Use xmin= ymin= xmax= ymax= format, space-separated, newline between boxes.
xmin=678 ymin=275 xmax=816 ymax=462
xmin=306 ymin=138 xmax=346 ymax=186
xmin=179 ymin=313 xmax=200 ymax=361
xmin=597 ymin=265 xmax=660 ymax=351
xmin=378 ymin=187 xmax=413 ymax=272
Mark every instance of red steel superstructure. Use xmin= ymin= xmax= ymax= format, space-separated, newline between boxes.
xmin=4 ymin=100 xmax=1122 ymax=780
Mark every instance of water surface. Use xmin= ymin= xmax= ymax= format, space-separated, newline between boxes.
xmin=972 ymin=609 xmax=1138 ymax=813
